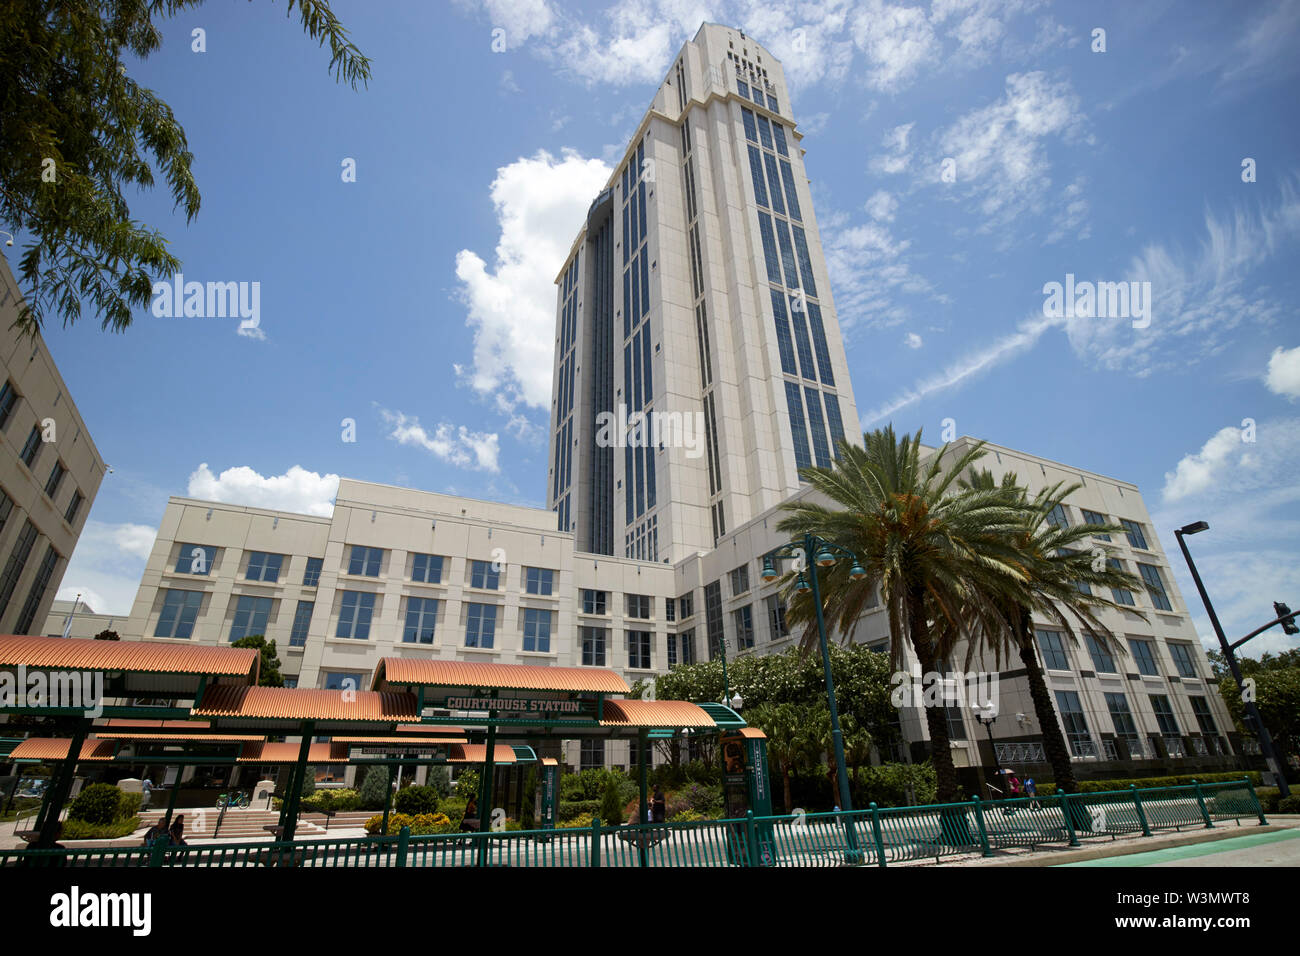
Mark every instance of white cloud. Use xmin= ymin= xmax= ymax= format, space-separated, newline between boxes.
xmin=454 ymin=149 xmax=611 ymax=412
xmin=55 ymin=521 xmax=161 ymax=618
xmin=864 ymin=189 xmax=898 ymax=221
xmin=821 ymin=207 xmax=942 ymax=330
xmin=1265 ymin=344 xmax=1300 ymax=400
xmin=904 ymin=331 xmax=923 ymax=348
xmin=1161 ymin=426 xmax=1249 ymax=502
xmin=186 ymin=463 xmax=339 ymax=517
xmin=870 ymin=122 xmax=914 ymax=175
xmin=379 ymin=408 xmax=501 ymax=472
xmin=848 ymin=1 xmax=941 ymax=93
xmin=478 ymin=0 xmax=558 ymax=47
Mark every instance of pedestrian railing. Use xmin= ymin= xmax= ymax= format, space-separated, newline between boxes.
xmin=0 ymin=778 xmax=1265 ymax=868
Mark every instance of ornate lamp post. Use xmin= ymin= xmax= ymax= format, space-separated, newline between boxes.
xmin=763 ymin=533 xmax=866 ymax=862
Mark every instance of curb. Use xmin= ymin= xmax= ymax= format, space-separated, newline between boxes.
xmin=982 ymin=823 xmax=1292 ymax=866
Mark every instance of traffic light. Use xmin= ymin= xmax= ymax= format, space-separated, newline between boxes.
xmin=1275 ymin=602 xmax=1300 ymax=636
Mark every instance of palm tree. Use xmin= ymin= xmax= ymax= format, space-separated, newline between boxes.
xmin=957 ymin=470 xmax=1150 ymax=794
xmin=777 ymin=426 xmax=1030 ymax=804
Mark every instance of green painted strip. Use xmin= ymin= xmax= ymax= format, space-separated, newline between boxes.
xmin=1059 ymin=828 xmax=1300 ymax=867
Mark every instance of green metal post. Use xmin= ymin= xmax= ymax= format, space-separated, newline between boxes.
xmin=1246 ymin=776 xmax=1267 ymax=825
xmin=1192 ymin=779 xmax=1213 ymax=828
xmin=1060 ymin=790 xmax=1079 ymax=847
xmin=972 ymin=797 xmax=992 ymax=857
xmin=637 ymin=729 xmax=649 ymax=868
xmin=161 ymin=770 xmax=182 ymax=832
xmin=1132 ymin=785 xmax=1151 ymax=836
xmin=590 ymin=817 xmax=602 ymax=867
xmin=396 ymin=825 xmax=410 ymax=868
xmin=804 ymin=533 xmax=861 ymax=864
xmin=281 ymin=723 xmax=314 ymax=843
xmin=745 ymin=811 xmax=759 ymax=867
xmin=35 ymin=721 xmax=88 ymax=849
xmin=869 ymin=803 xmax=887 ymax=868
xmin=477 ymin=721 xmax=497 ymax=867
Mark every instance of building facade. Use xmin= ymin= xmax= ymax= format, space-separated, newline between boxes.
xmin=548 ymin=23 xmax=861 ymax=564
xmin=0 ymin=253 xmax=105 ymax=636
xmin=119 ymin=24 xmax=1242 ymax=783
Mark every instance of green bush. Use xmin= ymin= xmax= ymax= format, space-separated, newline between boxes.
xmin=440 ymin=797 xmax=467 ymax=823
xmin=394 ymin=784 xmax=439 ymax=816
xmin=559 ymin=799 xmax=600 ymax=821
xmin=1278 ymin=795 xmax=1300 ymax=814
xmin=61 ymin=816 xmax=141 ymax=840
xmin=302 ymin=788 xmax=361 ymax=813
xmin=560 ymin=768 xmax=608 ymax=801
xmin=669 ymin=809 xmax=705 ymax=823
xmin=358 ymin=766 xmax=391 ymax=810
xmin=69 ymin=783 xmax=124 ymax=824
xmin=557 ymin=813 xmax=594 ymax=829
xmin=455 ymin=769 xmax=480 ymax=800
xmin=854 ymin=762 xmax=937 ymax=807
xmin=1255 ymin=787 xmax=1281 ymax=812
xmin=426 ymin=766 xmax=451 ymax=798
xmin=600 ymin=775 xmax=625 ymax=824
xmin=117 ymin=789 xmax=142 ymax=820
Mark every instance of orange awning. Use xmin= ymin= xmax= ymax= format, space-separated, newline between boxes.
xmin=373 ymin=657 xmax=629 ymax=694
xmin=0 ymin=635 xmax=259 ymax=680
xmin=193 ymin=685 xmax=420 ymax=723
xmin=9 ymin=738 xmax=116 ymax=762
xmin=599 ymin=699 xmax=718 ymax=729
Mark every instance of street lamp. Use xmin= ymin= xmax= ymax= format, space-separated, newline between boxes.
xmin=763 ymin=533 xmax=866 ymax=862
xmin=972 ymin=701 xmax=1006 ymax=800
xmin=1174 ymin=521 xmax=1291 ymax=798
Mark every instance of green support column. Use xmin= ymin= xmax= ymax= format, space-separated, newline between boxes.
xmin=638 ymin=729 xmax=650 ymax=868
xmin=36 ymin=721 xmax=88 ymax=849
xmin=161 ymin=770 xmax=183 ymax=831
xmin=280 ymin=723 xmax=315 ymax=843
xmin=477 ymin=720 xmax=497 ymax=867
xmin=381 ymin=763 xmax=396 ymax=835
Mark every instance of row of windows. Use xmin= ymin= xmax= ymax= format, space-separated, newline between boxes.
xmin=1037 ymin=629 xmax=1202 ymax=678
xmin=1057 ymin=689 xmax=1218 ymax=749
xmin=0 ymin=380 xmax=86 ymax=526
xmin=0 ymin=516 xmax=61 ymax=633
xmin=1049 ymin=503 xmax=1155 ymax=554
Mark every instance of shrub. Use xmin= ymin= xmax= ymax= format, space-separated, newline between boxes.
xmin=69 ymin=783 xmax=123 ymax=824
xmin=365 ymin=812 xmax=414 ymax=835
xmin=117 ymin=789 xmax=143 ymax=820
xmin=669 ymin=809 xmax=705 ymax=823
xmin=679 ymin=782 xmax=723 ymax=817
xmin=455 ymin=769 xmax=481 ymax=800
xmin=426 ymin=766 xmax=451 ymax=798
xmin=1278 ymin=795 xmax=1300 ymax=814
xmin=61 ymin=816 xmax=140 ymax=840
xmin=1255 ymin=787 xmax=1281 ymax=812
xmin=1036 ymin=772 xmax=1262 ymax=795
xmin=302 ymin=788 xmax=361 ymax=813
xmin=559 ymin=799 xmax=600 ymax=822
xmin=358 ymin=766 xmax=391 ymax=810
xmin=440 ymin=797 xmax=467 ymax=823
xmin=855 ymin=762 xmax=937 ymax=807
xmin=557 ymin=813 xmax=594 ymax=829
xmin=560 ymin=768 xmax=608 ymax=801
xmin=600 ymin=775 xmax=625 ymax=824
xmin=393 ymin=784 xmax=439 ymax=816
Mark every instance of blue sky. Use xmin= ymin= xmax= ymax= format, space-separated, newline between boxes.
xmin=28 ymin=0 xmax=1300 ymax=658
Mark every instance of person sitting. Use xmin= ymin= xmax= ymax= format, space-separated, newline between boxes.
xmin=168 ymin=814 xmax=188 ymax=847
xmin=460 ymin=797 xmax=479 ymax=832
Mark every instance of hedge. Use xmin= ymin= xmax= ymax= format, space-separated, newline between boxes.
xmin=1036 ymin=771 xmax=1263 ymax=795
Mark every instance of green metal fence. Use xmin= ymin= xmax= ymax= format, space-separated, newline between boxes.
xmin=0 ymin=778 xmax=1266 ymax=868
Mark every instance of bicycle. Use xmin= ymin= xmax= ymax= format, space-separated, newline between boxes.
xmin=216 ymin=789 xmax=251 ymax=809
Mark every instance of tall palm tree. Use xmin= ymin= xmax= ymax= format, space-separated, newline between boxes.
xmin=777 ymin=426 xmax=1029 ymax=804
xmin=958 ymin=469 xmax=1150 ymax=793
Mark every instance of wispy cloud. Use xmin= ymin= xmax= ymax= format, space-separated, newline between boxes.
xmin=378 ymin=408 xmax=501 ymax=472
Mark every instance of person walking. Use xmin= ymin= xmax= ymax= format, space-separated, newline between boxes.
xmin=141 ymin=777 xmax=153 ymax=809
xmin=1024 ymin=776 xmax=1040 ymax=810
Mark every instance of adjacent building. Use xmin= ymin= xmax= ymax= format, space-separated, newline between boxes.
xmin=0 ymin=253 xmax=105 ymax=636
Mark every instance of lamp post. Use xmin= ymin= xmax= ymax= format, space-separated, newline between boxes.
xmin=763 ymin=532 xmax=865 ymax=862
xmin=1174 ymin=521 xmax=1291 ymax=798
xmin=972 ymin=702 xmax=1005 ymax=800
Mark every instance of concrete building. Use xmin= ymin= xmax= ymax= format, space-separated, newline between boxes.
xmin=120 ymin=24 xmax=1243 ymax=784
xmin=548 ymin=23 xmax=861 ymax=563
xmin=42 ymin=598 xmax=121 ymax=640
xmin=0 ymin=253 xmax=105 ymax=636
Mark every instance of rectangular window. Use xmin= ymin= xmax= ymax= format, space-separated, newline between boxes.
xmin=1107 ymin=558 xmax=1135 ymax=605
xmin=747 ymin=145 xmax=768 ymax=207
xmin=289 ymin=600 xmax=314 ymax=647
xmin=0 ymin=380 xmax=16 ymax=430
xmin=667 ymin=631 xmax=677 ymax=666
xmin=741 ymin=107 xmax=757 ymax=142
xmin=944 ymin=706 xmax=968 ymax=741
xmin=20 ymin=425 xmax=41 ymax=469
xmin=411 ymin=553 xmax=444 ymax=584
xmin=1055 ymin=690 xmax=1093 ymax=756
xmin=823 ymin=394 xmax=846 ymax=457
xmin=229 ymin=595 xmax=273 ymax=642
xmin=1150 ymin=694 xmax=1181 ymax=736
xmin=1081 ymin=509 xmax=1111 ymax=540
xmin=403 ymin=596 xmax=438 ymax=645
xmin=680 ymin=629 xmax=696 ymax=664
xmin=0 ymin=488 xmax=13 ymax=536
xmin=347 ymin=544 xmax=383 ymax=576
xmin=762 ymin=151 xmax=784 ymax=214
xmin=759 ymin=215 xmax=782 ymax=286
xmin=772 ymin=122 xmax=789 ymax=156
xmin=522 ymin=607 xmax=552 ymax=652
xmin=302 ymin=557 xmax=324 ymax=587
xmin=1189 ymin=697 xmax=1218 ymax=735
xmin=678 ymin=593 xmax=694 ymax=619
xmin=704 ymin=580 xmax=724 ymax=660
xmin=63 ymin=489 xmax=84 ymax=525
xmin=0 ymin=520 xmax=39 ymax=620
xmin=155 ymin=589 xmax=203 ymax=639
xmin=665 ymin=598 xmax=675 ymax=622
xmin=323 ymin=672 xmax=364 ymax=693
xmin=729 ymin=563 xmax=750 ymax=596
xmin=1045 ymin=503 xmax=1070 ymax=528
xmin=524 ymin=566 xmax=555 ymax=596
xmin=43 ymin=460 xmax=66 ymax=499
xmin=582 ymin=626 xmax=607 ymax=666
xmin=335 ymin=591 xmax=375 ymax=640
xmin=732 ymin=605 xmax=754 ymax=650
xmin=769 ymin=287 xmax=798 ymax=375
xmin=785 ymin=382 xmax=812 ymax=474
xmin=1128 ymin=638 xmax=1159 ymax=676
xmin=1084 ymin=633 xmax=1116 ymax=673
xmin=245 ymin=551 xmax=283 ymax=583
xmin=627 ymin=630 xmax=652 ymax=669
xmin=174 ymin=544 xmax=217 ymax=576
xmin=765 ymin=594 xmax=788 ymax=642
xmin=470 ymin=560 xmax=501 ymax=590
xmin=781 ymin=162 xmax=803 ymax=223
xmin=805 ymin=302 xmax=834 ymax=386
xmin=1121 ymin=519 xmax=1149 ymax=550
xmin=804 ymin=386 xmax=832 ymax=468
xmin=1036 ymin=629 xmax=1070 ymax=670
xmin=580 ymin=739 xmax=605 ymax=770
xmin=465 ymin=603 xmax=497 ymax=648
xmin=1105 ymin=692 xmax=1140 ymax=738
xmin=1168 ymin=642 xmax=1198 ymax=678
xmin=1138 ymin=563 xmax=1173 ymax=611
xmin=625 ymin=593 xmax=652 ymax=619
xmin=582 ymin=589 xmax=608 ymax=615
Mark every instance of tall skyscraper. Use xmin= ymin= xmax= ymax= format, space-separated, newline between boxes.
xmin=548 ymin=23 xmax=862 ymax=564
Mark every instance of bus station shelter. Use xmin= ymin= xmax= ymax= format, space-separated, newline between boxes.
xmin=1 ymin=635 xmax=765 ymax=859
